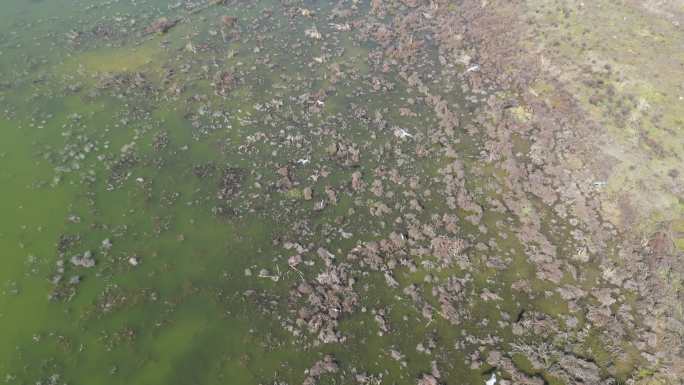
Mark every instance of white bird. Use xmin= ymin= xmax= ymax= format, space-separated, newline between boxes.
xmin=394 ymin=128 xmax=414 ymax=139
xmin=329 ymin=23 xmax=351 ymax=31
xmin=485 ymin=373 xmax=497 ymax=385
xmin=296 ymin=158 xmax=310 ymax=165
xmin=466 ymin=65 xmax=480 ymax=73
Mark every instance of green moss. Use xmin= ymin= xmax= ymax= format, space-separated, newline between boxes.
xmin=637 ymin=367 xmax=657 ymax=379
xmin=543 ymin=374 xmax=566 ymax=385
xmin=509 ymin=106 xmax=533 ymax=123
xmin=285 ymin=188 xmax=303 ymax=200
xmin=511 ymin=353 xmax=537 ymax=374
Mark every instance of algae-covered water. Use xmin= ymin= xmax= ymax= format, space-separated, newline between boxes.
xmin=0 ymin=0 xmax=662 ymax=384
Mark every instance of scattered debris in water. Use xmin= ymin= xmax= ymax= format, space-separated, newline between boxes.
xmin=2 ymin=0 xmax=680 ymax=383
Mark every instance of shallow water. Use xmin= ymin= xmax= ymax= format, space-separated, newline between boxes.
xmin=0 ymin=1 xmax=643 ymax=384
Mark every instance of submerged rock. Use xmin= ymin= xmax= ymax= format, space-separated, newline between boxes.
xmin=416 ymin=374 xmax=439 ymax=385
xmin=220 ymin=15 xmax=238 ymax=28
xmin=144 ymin=17 xmax=179 ymax=35
xmin=70 ymin=251 xmax=95 ymax=268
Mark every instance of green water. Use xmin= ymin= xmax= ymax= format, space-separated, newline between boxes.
xmin=0 ymin=0 xmax=645 ymax=384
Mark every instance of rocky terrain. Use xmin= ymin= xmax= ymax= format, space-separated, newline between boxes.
xmin=0 ymin=0 xmax=681 ymax=384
